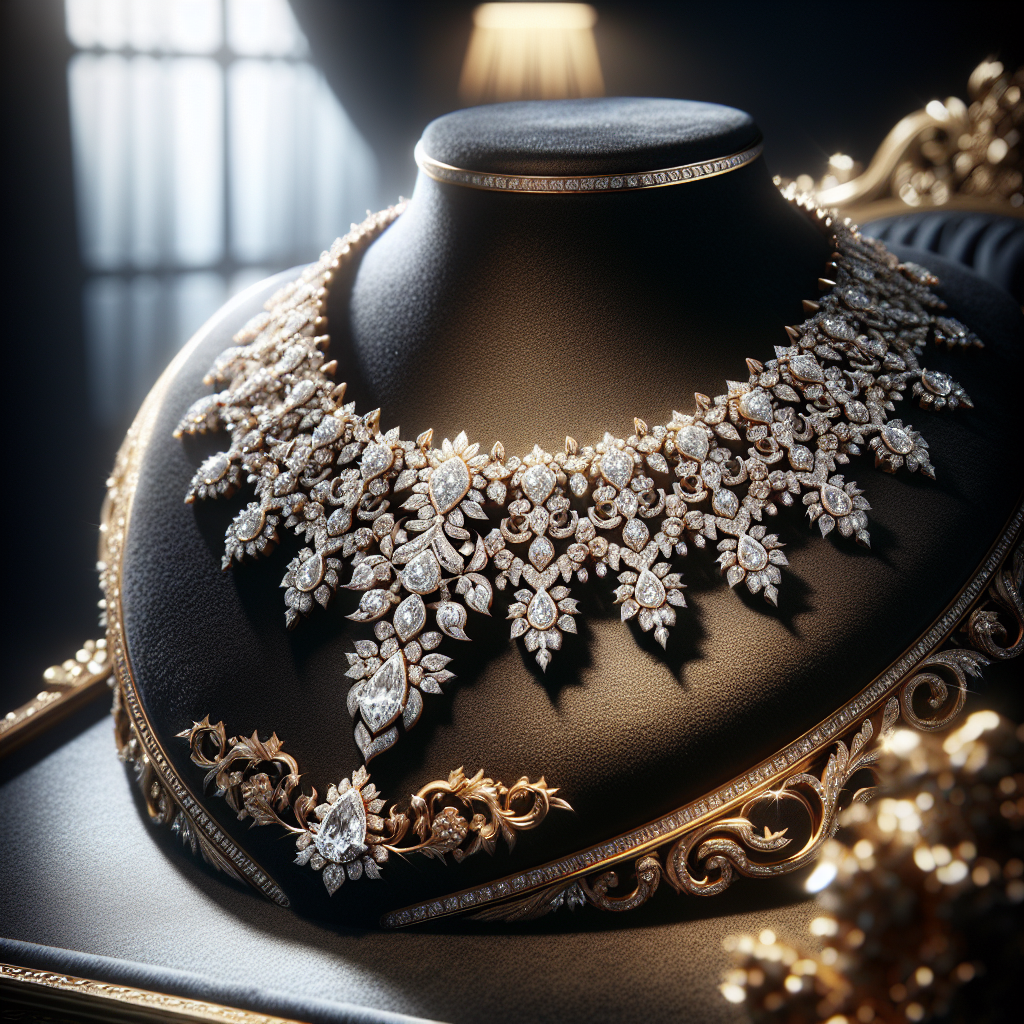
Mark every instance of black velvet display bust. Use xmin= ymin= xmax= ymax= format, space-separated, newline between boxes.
xmin=121 ymin=99 xmax=1023 ymax=925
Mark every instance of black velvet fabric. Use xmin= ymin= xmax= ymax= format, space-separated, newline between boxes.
xmin=119 ymin=101 xmax=1024 ymax=926
xmin=863 ymin=211 xmax=1024 ymax=304
xmin=418 ymin=97 xmax=759 ymax=175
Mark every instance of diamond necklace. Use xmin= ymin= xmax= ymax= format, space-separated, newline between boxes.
xmin=175 ymin=187 xmax=981 ymax=765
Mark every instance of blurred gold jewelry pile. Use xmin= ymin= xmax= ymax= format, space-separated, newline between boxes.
xmin=720 ymin=707 xmax=1023 ymax=1023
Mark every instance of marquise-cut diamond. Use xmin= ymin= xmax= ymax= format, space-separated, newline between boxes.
xmin=526 ymin=588 xmax=558 ymax=630
xmin=634 ymin=569 xmax=666 ymax=609
xmin=737 ymin=534 xmax=769 ymax=572
xmin=394 ymin=594 xmax=427 ymax=642
xmin=600 ymin=448 xmax=633 ymax=489
xmin=358 ymin=652 xmax=407 ymax=732
xmin=429 ymin=458 xmax=471 ymax=513
xmin=522 ymin=464 xmax=556 ymax=505
xmin=881 ymin=424 xmax=914 ymax=455
xmin=314 ymin=789 xmax=367 ymax=864
xmin=820 ymin=484 xmax=852 ymax=517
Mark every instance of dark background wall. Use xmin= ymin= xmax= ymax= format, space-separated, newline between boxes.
xmin=3 ymin=0 xmax=1021 ymax=711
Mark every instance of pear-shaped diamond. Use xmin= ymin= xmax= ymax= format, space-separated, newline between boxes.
xmin=314 ymin=789 xmax=367 ymax=864
xmin=634 ymin=569 xmax=667 ymax=609
xmin=788 ymin=355 xmax=824 ymax=383
xmin=526 ymin=588 xmax=558 ymax=630
xmin=738 ymin=388 xmax=773 ymax=424
xmin=200 ymin=453 xmax=230 ymax=485
xmin=401 ymin=549 xmax=442 ymax=595
xmin=736 ymin=534 xmax=769 ymax=572
xmin=676 ymin=425 xmax=709 ymax=462
xmin=712 ymin=488 xmax=739 ymax=518
xmin=360 ymin=442 xmax=394 ymax=479
xmin=622 ymin=517 xmax=649 ymax=551
xmin=358 ymin=652 xmax=407 ymax=732
xmin=788 ymin=444 xmax=814 ymax=471
xmin=234 ymin=506 xmax=265 ymax=542
xmin=528 ymin=535 xmax=555 ymax=570
xmin=295 ymin=553 xmax=324 ymax=592
xmin=326 ymin=507 xmax=352 ymax=536
xmin=394 ymin=594 xmax=426 ymax=643
xmin=922 ymin=370 xmax=952 ymax=396
xmin=820 ymin=484 xmax=852 ymax=517
xmin=600 ymin=448 xmax=633 ymax=489
xmin=429 ymin=458 xmax=471 ymax=513
xmin=522 ymin=464 xmax=557 ymax=505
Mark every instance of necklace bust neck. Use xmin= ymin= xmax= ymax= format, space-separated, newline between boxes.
xmin=334 ymin=98 xmax=831 ymax=456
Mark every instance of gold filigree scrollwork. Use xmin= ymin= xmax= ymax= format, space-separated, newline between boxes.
xmin=967 ymin=543 xmax=1023 ymax=660
xmin=899 ymin=648 xmax=987 ymax=731
xmin=807 ymin=60 xmax=1023 ymax=217
xmin=176 ymin=717 xmax=571 ymax=896
xmin=665 ymin=700 xmax=897 ymax=898
xmin=470 ymin=854 xmax=662 ymax=922
xmin=579 ymin=854 xmax=662 ymax=911
xmin=0 ymin=639 xmax=112 ymax=759
xmin=382 ymin=526 xmax=1021 ymax=927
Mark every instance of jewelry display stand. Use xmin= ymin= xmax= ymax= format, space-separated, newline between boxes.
xmin=2 ymin=97 xmax=1020 ymax=1023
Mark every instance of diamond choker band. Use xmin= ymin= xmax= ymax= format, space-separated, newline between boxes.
xmin=414 ymin=138 xmax=764 ymax=194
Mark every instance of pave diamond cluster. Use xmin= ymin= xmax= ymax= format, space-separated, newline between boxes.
xmin=175 ymin=189 xmax=981 ymax=765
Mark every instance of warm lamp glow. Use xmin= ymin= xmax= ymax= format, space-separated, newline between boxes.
xmin=459 ymin=3 xmax=604 ymax=105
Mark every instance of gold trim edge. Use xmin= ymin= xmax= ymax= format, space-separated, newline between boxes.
xmin=104 ymin=276 xmax=297 ymax=908
xmin=0 ymin=961 xmax=307 ymax=1024
xmin=414 ymin=139 xmax=764 ymax=193
xmin=0 ymin=640 xmax=113 ymax=759
xmin=382 ymin=500 xmax=1023 ymax=926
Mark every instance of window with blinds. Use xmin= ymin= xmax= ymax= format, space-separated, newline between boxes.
xmin=65 ymin=0 xmax=379 ymax=424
